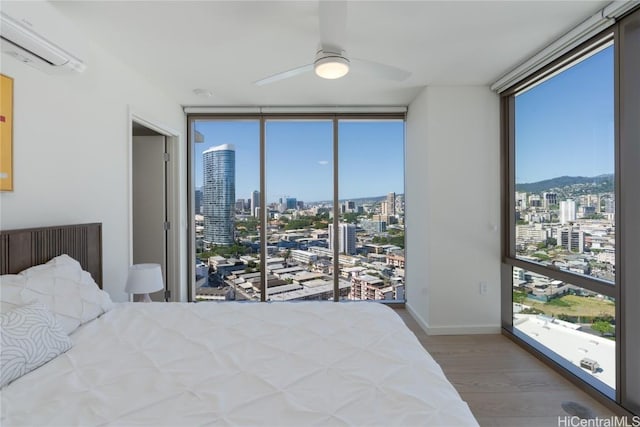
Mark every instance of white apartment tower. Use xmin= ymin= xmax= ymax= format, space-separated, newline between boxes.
xmin=559 ymin=199 xmax=576 ymax=225
xmin=329 ymin=223 xmax=357 ymax=255
xmin=203 ymin=144 xmax=235 ymax=245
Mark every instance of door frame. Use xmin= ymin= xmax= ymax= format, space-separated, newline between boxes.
xmin=128 ymin=108 xmax=181 ymax=302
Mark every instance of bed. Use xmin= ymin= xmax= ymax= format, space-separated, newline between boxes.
xmin=0 ymin=223 xmax=478 ymax=426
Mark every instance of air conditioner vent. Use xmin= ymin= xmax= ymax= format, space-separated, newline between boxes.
xmin=0 ymin=12 xmax=86 ymax=73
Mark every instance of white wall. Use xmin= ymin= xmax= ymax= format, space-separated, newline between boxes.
xmin=0 ymin=2 xmax=186 ymax=302
xmin=406 ymin=86 xmax=501 ymax=334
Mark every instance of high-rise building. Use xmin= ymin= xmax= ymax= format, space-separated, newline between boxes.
xmin=385 ymin=192 xmax=396 ymax=216
xmin=361 ymin=219 xmax=387 ymax=234
xmin=604 ymin=198 xmax=615 ymax=214
xmin=285 ymin=197 xmax=297 ymax=210
xmin=329 ymin=223 xmax=356 ymax=255
xmin=395 ymin=194 xmax=404 ymax=215
xmin=542 ymin=192 xmax=557 ymax=209
xmin=250 ymin=190 xmax=260 ymax=217
xmin=515 ymin=192 xmax=528 ymax=210
xmin=342 ymin=200 xmax=356 ymax=213
xmin=556 ymin=227 xmax=584 ymax=253
xmin=559 ymin=199 xmax=576 ymax=225
xmin=203 ymin=144 xmax=235 ymax=245
xmin=194 ymin=189 xmax=202 ymax=214
xmin=528 ymin=194 xmax=542 ymax=208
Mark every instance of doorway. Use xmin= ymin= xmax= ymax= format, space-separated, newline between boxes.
xmin=131 ymin=119 xmax=177 ymax=301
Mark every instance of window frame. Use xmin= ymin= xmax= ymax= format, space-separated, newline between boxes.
xmin=501 ymin=9 xmax=640 ymax=415
xmin=187 ymin=112 xmax=406 ymax=304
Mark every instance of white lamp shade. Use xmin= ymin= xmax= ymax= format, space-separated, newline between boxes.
xmin=125 ymin=264 xmax=164 ymax=294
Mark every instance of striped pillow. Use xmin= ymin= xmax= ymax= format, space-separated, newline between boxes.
xmin=0 ymin=303 xmax=72 ymax=388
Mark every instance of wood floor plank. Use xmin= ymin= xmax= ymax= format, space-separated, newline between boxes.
xmin=393 ymin=308 xmax=619 ymax=425
xmin=464 ymin=390 xmax=613 ymax=418
xmin=445 ymin=370 xmax=575 ymax=393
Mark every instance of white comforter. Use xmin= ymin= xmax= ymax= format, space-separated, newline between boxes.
xmin=1 ymin=302 xmax=478 ymax=426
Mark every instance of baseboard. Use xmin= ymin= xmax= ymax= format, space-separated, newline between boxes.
xmin=406 ymin=303 xmax=501 ymax=335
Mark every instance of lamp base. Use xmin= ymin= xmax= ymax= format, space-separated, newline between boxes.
xmin=133 ymin=293 xmax=153 ymax=303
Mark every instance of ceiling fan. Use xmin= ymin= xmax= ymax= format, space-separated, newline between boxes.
xmin=253 ymin=1 xmax=411 ymax=86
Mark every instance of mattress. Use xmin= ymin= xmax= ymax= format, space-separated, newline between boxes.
xmin=1 ymin=302 xmax=478 ymax=426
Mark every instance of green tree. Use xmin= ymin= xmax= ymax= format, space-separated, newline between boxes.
xmin=389 ymin=235 xmax=405 ymax=248
xmin=243 ymin=218 xmax=259 ymax=232
xmin=315 ymin=212 xmax=330 ymax=220
xmin=513 ymin=290 xmax=527 ymax=304
xmin=372 ymin=236 xmax=389 ymax=245
xmin=592 ymin=321 xmax=614 ymax=336
xmin=284 ymin=218 xmax=314 ymax=230
xmin=343 ymin=213 xmax=359 ymax=224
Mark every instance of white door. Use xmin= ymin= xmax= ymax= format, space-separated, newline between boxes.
xmin=132 ymin=135 xmax=167 ymax=301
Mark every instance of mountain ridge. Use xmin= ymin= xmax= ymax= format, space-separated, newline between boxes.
xmin=516 ymin=174 xmax=614 ymax=194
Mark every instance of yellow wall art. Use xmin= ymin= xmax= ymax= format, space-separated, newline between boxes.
xmin=0 ymin=74 xmax=13 ymax=191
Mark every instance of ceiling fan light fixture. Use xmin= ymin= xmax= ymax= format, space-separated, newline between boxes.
xmin=314 ymin=54 xmax=349 ymax=79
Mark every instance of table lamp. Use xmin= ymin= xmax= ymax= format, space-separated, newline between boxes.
xmin=125 ymin=263 xmax=163 ymax=302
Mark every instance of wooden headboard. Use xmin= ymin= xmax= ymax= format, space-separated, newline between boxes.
xmin=0 ymin=223 xmax=103 ymax=288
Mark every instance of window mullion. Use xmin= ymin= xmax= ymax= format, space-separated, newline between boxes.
xmin=332 ymin=116 xmax=339 ymax=302
xmin=260 ymin=117 xmax=267 ymax=302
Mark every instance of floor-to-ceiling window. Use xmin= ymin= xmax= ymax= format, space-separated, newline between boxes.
xmin=338 ymin=120 xmax=405 ymax=301
xmin=191 ymin=119 xmax=260 ymax=301
xmin=501 ymin=7 xmax=640 ymax=413
xmin=512 ymin=38 xmax=616 ymax=394
xmin=264 ymin=119 xmax=334 ymax=302
xmin=188 ymin=113 xmax=406 ymax=304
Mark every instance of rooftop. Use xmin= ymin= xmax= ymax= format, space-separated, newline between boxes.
xmin=515 ymin=314 xmax=615 ymax=389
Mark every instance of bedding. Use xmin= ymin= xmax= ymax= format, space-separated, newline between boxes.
xmin=0 ymin=254 xmax=113 ymax=334
xmin=1 ymin=301 xmax=478 ymax=426
xmin=0 ymin=303 xmax=73 ymax=388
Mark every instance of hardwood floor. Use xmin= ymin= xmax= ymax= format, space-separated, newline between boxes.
xmin=394 ymin=308 xmax=617 ymax=426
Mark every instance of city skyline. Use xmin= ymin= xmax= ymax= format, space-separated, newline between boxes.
xmin=193 ymin=120 xmax=405 ymax=203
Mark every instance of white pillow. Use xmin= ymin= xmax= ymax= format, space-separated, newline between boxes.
xmin=0 ymin=302 xmax=73 ymax=388
xmin=0 ymin=254 xmax=113 ymax=334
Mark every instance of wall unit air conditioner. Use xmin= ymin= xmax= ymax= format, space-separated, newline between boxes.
xmin=0 ymin=12 xmax=86 ymax=73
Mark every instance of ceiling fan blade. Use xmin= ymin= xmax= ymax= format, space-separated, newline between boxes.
xmin=253 ymin=63 xmax=314 ymax=86
xmin=351 ymin=58 xmax=412 ymax=82
xmin=319 ymin=0 xmax=347 ymax=52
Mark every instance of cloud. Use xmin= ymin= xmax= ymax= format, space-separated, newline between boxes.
xmin=317 ymin=160 xmax=329 ymax=166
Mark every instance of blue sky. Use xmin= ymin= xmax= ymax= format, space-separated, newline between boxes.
xmin=194 ymin=119 xmax=405 ymax=203
xmin=515 ymin=44 xmax=614 ymax=184
xmin=194 ymin=45 xmax=613 ymax=199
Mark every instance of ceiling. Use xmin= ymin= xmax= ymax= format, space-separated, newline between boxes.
xmin=51 ymin=1 xmax=609 ymax=107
